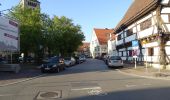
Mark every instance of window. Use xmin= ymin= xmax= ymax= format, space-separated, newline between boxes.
xmin=140 ymin=18 xmax=152 ymax=31
xmin=126 ymin=29 xmax=133 ymax=37
xmin=28 ymin=1 xmax=37 ymax=7
xmin=117 ymin=34 xmax=121 ymax=40
xmin=119 ymin=51 xmax=123 ymax=56
xmin=129 ymin=50 xmax=132 ymax=56
xmin=148 ymin=48 xmax=154 ymax=56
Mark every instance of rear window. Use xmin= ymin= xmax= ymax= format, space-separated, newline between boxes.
xmin=110 ymin=56 xmax=121 ymax=60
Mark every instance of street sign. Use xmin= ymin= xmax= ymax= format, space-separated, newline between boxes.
xmin=132 ymin=50 xmax=138 ymax=58
xmin=132 ymin=40 xmax=139 ymax=50
xmin=132 ymin=40 xmax=139 ymax=47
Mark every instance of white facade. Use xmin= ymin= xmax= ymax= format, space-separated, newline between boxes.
xmin=107 ymin=34 xmax=117 ymax=56
xmin=90 ymin=30 xmax=109 ymax=58
xmin=0 ymin=16 xmax=19 ymax=51
xmin=90 ymin=30 xmax=100 ymax=58
xmin=115 ymin=0 xmax=170 ymax=69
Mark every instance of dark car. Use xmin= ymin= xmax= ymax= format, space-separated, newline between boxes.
xmin=79 ymin=55 xmax=86 ymax=63
xmin=40 ymin=56 xmax=65 ymax=73
xmin=0 ymin=57 xmax=7 ymax=64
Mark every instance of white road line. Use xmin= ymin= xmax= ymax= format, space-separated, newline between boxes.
xmin=117 ymin=69 xmax=170 ymax=81
xmin=0 ymin=74 xmax=46 ymax=87
xmin=71 ymin=87 xmax=101 ymax=91
xmin=125 ymin=84 xmax=137 ymax=88
xmin=0 ymin=94 xmax=15 ymax=97
xmin=143 ymin=83 xmax=152 ymax=86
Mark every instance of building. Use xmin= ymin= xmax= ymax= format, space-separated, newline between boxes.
xmin=0 ymin=15 xmax=19 ymax=63
xmin=77 ymin=42 xmax=90 ymax=57
xmin=114 ymin=0 xmax=170 ymax=69
xmin=90 ymin=28 xmax=114 ymax=58
xmin=20 ymin=0 xmax=40 ymax=9
xmin=107 ymin=31 xmax=117 ymax=56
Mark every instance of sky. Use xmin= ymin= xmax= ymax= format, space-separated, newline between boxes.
xmin=0 ymin=0 xmax=133 ymax=42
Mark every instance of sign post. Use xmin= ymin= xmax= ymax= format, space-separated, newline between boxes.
xmin=132 ymin=40 xmax=139 ymax=69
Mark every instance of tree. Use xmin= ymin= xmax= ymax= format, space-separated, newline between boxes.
xmin=9 ymin=6 xmax=43 ymax=62
xmin=8 ymin=5 xmax=85 ymax=61
xmin=51 ymin=16 xmax=85 ymax=57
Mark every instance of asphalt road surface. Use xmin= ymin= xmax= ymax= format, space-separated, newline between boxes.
xmin=0 ymin=59 xmax=170 ymax=100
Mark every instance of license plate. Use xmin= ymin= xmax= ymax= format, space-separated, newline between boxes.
xmin=45 ymin=68 xmax=50 ymax=70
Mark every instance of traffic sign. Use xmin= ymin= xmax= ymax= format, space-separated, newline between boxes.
xmin=132 ymin=40 xmax=139 ymax=47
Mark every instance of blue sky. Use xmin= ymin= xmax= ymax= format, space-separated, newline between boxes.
xmin=0 ymin=0 xmax=133 ymax=42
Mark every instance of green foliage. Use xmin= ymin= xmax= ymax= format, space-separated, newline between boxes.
xmin=50 ymin=16 xmax=85 ymax=56
xmin=8 ymin=5 xmax=85 ymax=58
xmin=9 ymin=6 xmax=42 ymax=55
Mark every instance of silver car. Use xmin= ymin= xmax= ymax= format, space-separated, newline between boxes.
xmin=108 ymin=56 xmax=123 ymax=68
xmin=64 ymin=57 xmax=76 ymax=67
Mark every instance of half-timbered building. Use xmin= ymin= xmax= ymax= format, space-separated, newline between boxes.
xmin=114 ymin=0 xmax=170 ymax=69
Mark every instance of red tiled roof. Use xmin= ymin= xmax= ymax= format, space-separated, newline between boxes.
xmin=77 ymin=42 xmax=90 ymax=51
xmin=115 ymin=0 xmax=159 ymax=32
xmin=94 ymin=28 xmax=115 ymax=45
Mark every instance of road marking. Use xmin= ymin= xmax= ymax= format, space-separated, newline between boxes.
xmin=71 ymin=86 xmax=107 ymax=96
xmin=71 ymin=87 xmax=101 ymax=91
xmin=117 ymin=69 xmax=170 ymax=81
xmin=0 ymin=94 xmax=16 ymax=97
xmin=0 ymin=74 xmax=46 ymax=87
xmin=125 ymin=84 xmax=137 ymax=88
xmin=88 ymin=89 xmax=102 ymax=95
xmin=143 ymin=83 xmax=152 ymax=86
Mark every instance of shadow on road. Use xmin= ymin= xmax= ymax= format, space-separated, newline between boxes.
xmin=68 ymin=87 xmax=170 ymax=100
xmin=57 ymin=59 xmax=111 ymax=75
xmin=0 ymin=64 xmax=42 ymax=81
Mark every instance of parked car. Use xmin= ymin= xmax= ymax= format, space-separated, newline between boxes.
xmin=40 ymin=56 xmax=65 ymax=73
xmin=64 ymin=57 xmax=76 ymax=67
xmin=107 ymin=56 xmax=123 ymax=68
xmin=79 ymin=55 xmax=86 ymax=63
xmin=0 ymin=58 xmax=8 ymax=64
xmin=74 ymin=56 xmax=80 ymax=64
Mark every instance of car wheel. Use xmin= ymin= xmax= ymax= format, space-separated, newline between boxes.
xmin=107 ymin=65 xmax=111 ymax=68
xmin=41 ymin=68 xmax=46 ymax=73
xmin=120 ymin=66 xmax=124 ymax=68
xmin=56 ymin=67 xmax=60 ymax=73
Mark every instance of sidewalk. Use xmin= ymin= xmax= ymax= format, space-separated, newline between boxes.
xmin=0 ymin=64 xmax=43 ymax=86
xmin=120 ymin=63 xmax=170 ymax=80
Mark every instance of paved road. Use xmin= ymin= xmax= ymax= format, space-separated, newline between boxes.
xmin=0 ymin=59 xmax=170 ymax=100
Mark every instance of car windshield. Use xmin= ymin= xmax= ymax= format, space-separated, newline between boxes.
xmin=110 ymin=56 xmax=121 ymax=60
xmin=48 ymin=57 xmax=59 ymax=63
xmin=65 ymin=57 xmax=71 ymax=60
xmin=80 ymin=55 xmax=85 ymax=58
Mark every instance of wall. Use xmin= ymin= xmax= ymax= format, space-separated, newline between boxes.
xmin=0 ymin=16 xmax=19 ymax=51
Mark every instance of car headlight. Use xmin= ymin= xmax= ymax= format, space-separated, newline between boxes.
xmin=52 ymin=64 xmax=57 ymax=67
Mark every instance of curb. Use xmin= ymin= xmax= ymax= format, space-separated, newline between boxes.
xmin=117 ymin=69 xmax=170 ymax=81
xmin=0 ymin=74 xmax=46 ymax=87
